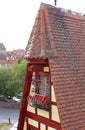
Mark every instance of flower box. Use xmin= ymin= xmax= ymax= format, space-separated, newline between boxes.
xmin=28 ymin=94 xmax=50 ymax=111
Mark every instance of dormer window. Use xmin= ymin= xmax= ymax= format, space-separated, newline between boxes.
xmin=28 ymin=65 xmax=50 ymax=111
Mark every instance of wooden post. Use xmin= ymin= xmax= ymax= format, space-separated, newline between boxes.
xmin=18 ymin=63 xmax=32 ymax=130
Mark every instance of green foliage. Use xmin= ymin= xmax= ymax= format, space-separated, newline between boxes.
xmin=0 ymin=60 xmax=26 ymax=97
xmin=0 ymin=67 xmax=11 ymax=95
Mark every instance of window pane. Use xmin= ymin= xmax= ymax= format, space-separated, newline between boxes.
xmin=28 ymin=67 xmax=50 ymax=111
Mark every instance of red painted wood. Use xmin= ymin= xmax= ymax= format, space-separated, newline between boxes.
xmin=18 ymin=64 xmax=32 ymax=130
xmin=38 ymin=122 xmax=40 ymax=130
xmin=46 ymin=125 xmax=48 ymax=130
xmin=26 ymin=118 xmax=29 ymax=130
xmin=28 ymin=58 xmax=48 ymax=65
xmin=49 ymin=82 xmax=52 ymax=120
xmin=18 ymin=58 xmax=51 ymax=130
xmin=29 ymin=124 xmax=39 ymax=130
xmin=35 ymin=107 xmax=37 ymax=115
xmin=26 ymin=111 xmax=62 ymax=130
xmin=51 ymin=101 xmax=57 ymax=106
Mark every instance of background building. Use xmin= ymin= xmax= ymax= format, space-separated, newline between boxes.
xmin=0 ymin=43 xmax=25 ymax=67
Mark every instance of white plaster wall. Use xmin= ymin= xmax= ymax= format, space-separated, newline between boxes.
xmin=51 ymin=85 xmax=60 ymax=122
xmin=37 ymin=108 xmax=49 ymax=118
xmin=51 ymin=86 xmax=56 ymax=102
xmin=48 ymin=126 xmax=56 ymax=130
xmin=28 ymin=118 xmax=38 ymax=128
xmin=23 ymin=120 xmax=26 ymax=130
xmin=27 ymin=104 xmax=35 ymax=113
xmin=40 ymin=123 xmax=46 ymax=130
xmin=51 ymin=105 xmax=60 ymax=122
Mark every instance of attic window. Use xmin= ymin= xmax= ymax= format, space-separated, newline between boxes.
xmin=28 ymin=65 xmax=50 ymax=111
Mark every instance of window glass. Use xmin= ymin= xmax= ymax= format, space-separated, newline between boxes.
xmin=28 ymin=66 xmax=50 ymax=111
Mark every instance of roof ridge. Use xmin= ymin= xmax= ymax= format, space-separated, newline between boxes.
xmin=59 ymin=8 xmax=85 ymax=20
xmin=41 ymin=3 xmax=85 ymax=20
xmin=44 ymin=6 xmax=57 ymax=57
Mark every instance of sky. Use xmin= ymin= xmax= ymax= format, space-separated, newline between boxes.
xmin=0 ymin=0 xmax=85 ymax=51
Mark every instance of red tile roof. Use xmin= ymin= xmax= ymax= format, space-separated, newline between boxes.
xmin=25 ymin=3 xmax=85 ymax=130
xmin=0 ymin=59 xmax=15 ymax=67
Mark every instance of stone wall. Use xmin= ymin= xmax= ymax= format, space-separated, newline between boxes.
xmin=0 ymin=101 xmax=20 ymax=109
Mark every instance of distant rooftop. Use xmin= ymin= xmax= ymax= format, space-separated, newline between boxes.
xmin=0 ymin=43 xmax=6 ymax=51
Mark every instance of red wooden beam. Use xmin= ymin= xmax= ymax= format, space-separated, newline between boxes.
xmin=26 ymin=111 xmax=62 ymax=130
xmin=28 ymin=58 xmax=48 ymax=65
xmin=51 ymin=101 xmax=57 ymax=106
xmin=29 ymin=124 xmax=39 ymax=130
xmin=18 ymin=64 xmax=32 ymax=130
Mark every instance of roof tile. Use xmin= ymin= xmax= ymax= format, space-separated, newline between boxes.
xmin=25 ymin=3 xmax=85 ymax=130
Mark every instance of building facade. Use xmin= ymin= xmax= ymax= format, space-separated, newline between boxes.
xmin=18 ymin=3 xmax=85 ymax=130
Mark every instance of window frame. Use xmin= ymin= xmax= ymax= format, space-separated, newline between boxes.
xmin=28 ymin=64 xmax=51 ymax=111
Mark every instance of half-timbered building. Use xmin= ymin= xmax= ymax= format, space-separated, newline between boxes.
xmin=18 ymin=3 xmax=85 ymax=130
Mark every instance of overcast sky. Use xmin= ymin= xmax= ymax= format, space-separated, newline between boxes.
xmin=0 ymin=0 xmax=85 ymax=51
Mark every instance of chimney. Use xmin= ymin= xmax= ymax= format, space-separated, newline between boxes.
xmin=54 ymin=0 xmax=57 ymax=6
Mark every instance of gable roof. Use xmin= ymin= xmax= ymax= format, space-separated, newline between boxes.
xmin=0 ymin=43 xmax=6 ymax=51
xmin=25 ymin=3 xmax=85 ymax=130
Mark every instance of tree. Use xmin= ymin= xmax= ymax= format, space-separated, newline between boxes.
xmin=0 ymin=60 xmax=26 ymax=97
xmin=6 ymin=60 xmax=26 ymax=97
xmin=0 ymin=67 xmax=11 ymax=96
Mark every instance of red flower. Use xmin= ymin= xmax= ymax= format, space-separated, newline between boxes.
xmin=41 ymin=95 xmax=49 ymax=105
xmin=29 ymin=95 xmax=49 ymax=106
